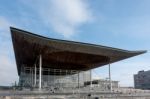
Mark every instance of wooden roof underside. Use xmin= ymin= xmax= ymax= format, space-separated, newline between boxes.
xmin=10 ymin=27 xmax=146 ymax=75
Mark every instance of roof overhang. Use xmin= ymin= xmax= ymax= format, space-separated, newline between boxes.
xmin=10 ymin=27 xmax=146 ymax=75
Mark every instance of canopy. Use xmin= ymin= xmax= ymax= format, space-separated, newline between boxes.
xmin=10 ymin=27 xmax=146 ymax=75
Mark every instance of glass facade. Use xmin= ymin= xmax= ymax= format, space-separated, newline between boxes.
xmin=19 ymin=66 xmax=91 ymax=90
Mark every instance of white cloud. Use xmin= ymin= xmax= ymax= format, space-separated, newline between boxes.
xmin=0 ymin=53 xmax=18 ymax=86
xmin=47 ymin=0 xmax=92 ymax=38
xmin=0 ymin=16 xmax=12 ymax=38
xmin=22 ymin=0 xmax=93 ymax=38
xmin=0 ymin=17 xmax=18 ymax=86
xmin=0 ymin=17 xmax=10 ymax=31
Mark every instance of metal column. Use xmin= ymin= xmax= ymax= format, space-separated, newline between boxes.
xmin=90 ymin=69 xmax=92 ymax=88
xmin=34 ymin=64 xmax=37 ymax=87
xmin=32 ymin=68 xmax=34 ymax=87
xmin=78 ymin=71 xmax=80 ymax=88
xmin=39 ymin=55 xmax=42 ymax=90
xmin=109 ymin=63 xmax=112 ymax=91
xmin=78 ymin=71 xmax=80 ymax=95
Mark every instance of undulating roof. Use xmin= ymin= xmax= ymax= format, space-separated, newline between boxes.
xmin=10 ymin=27 xmax=146 ymax=75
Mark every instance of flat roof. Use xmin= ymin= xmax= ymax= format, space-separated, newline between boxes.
xmin=10 ymin=27 xmax=146 ymax=75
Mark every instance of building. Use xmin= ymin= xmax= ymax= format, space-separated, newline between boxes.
xmin=134 ymin=70 xmax=150 ymax=90
xmin=84 ymin=79 xmax=119 ymax=90
xmin=10 ymin=27 xmax=146 ymax=91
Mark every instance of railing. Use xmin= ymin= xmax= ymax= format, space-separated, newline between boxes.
xmin=0 ymin=87 xmax=150 ymax=99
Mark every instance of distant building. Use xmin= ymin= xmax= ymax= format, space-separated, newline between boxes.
xmin=134 ymin=70 xmax=150 ymax=89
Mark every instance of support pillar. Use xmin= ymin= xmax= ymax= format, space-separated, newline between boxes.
xmin=34 ymin=64 xmax=37 ymax=87
xmin=109 ymin=63 xmax=112 ymax=92
xmin=78 ymin=71 xmax=80 ymax=88
xmin=39 ymin=55 xmax=42 ymax=91
xmin=29 ymin=68 xmax=31 ymax=86
xmin=32 ymin=68 xmax=34 ymax=87
xmin=78 ymin=71 xmax=80 ymax=95
xmin=90 ymin=69 xmax=92 ymax=88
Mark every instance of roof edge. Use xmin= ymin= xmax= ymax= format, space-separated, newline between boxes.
xmin=10 ymin=27 xmax=147 ymax=54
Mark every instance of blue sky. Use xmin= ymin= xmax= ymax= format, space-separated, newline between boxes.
xmin=0 ymin=0 xmax=150 ymax=87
